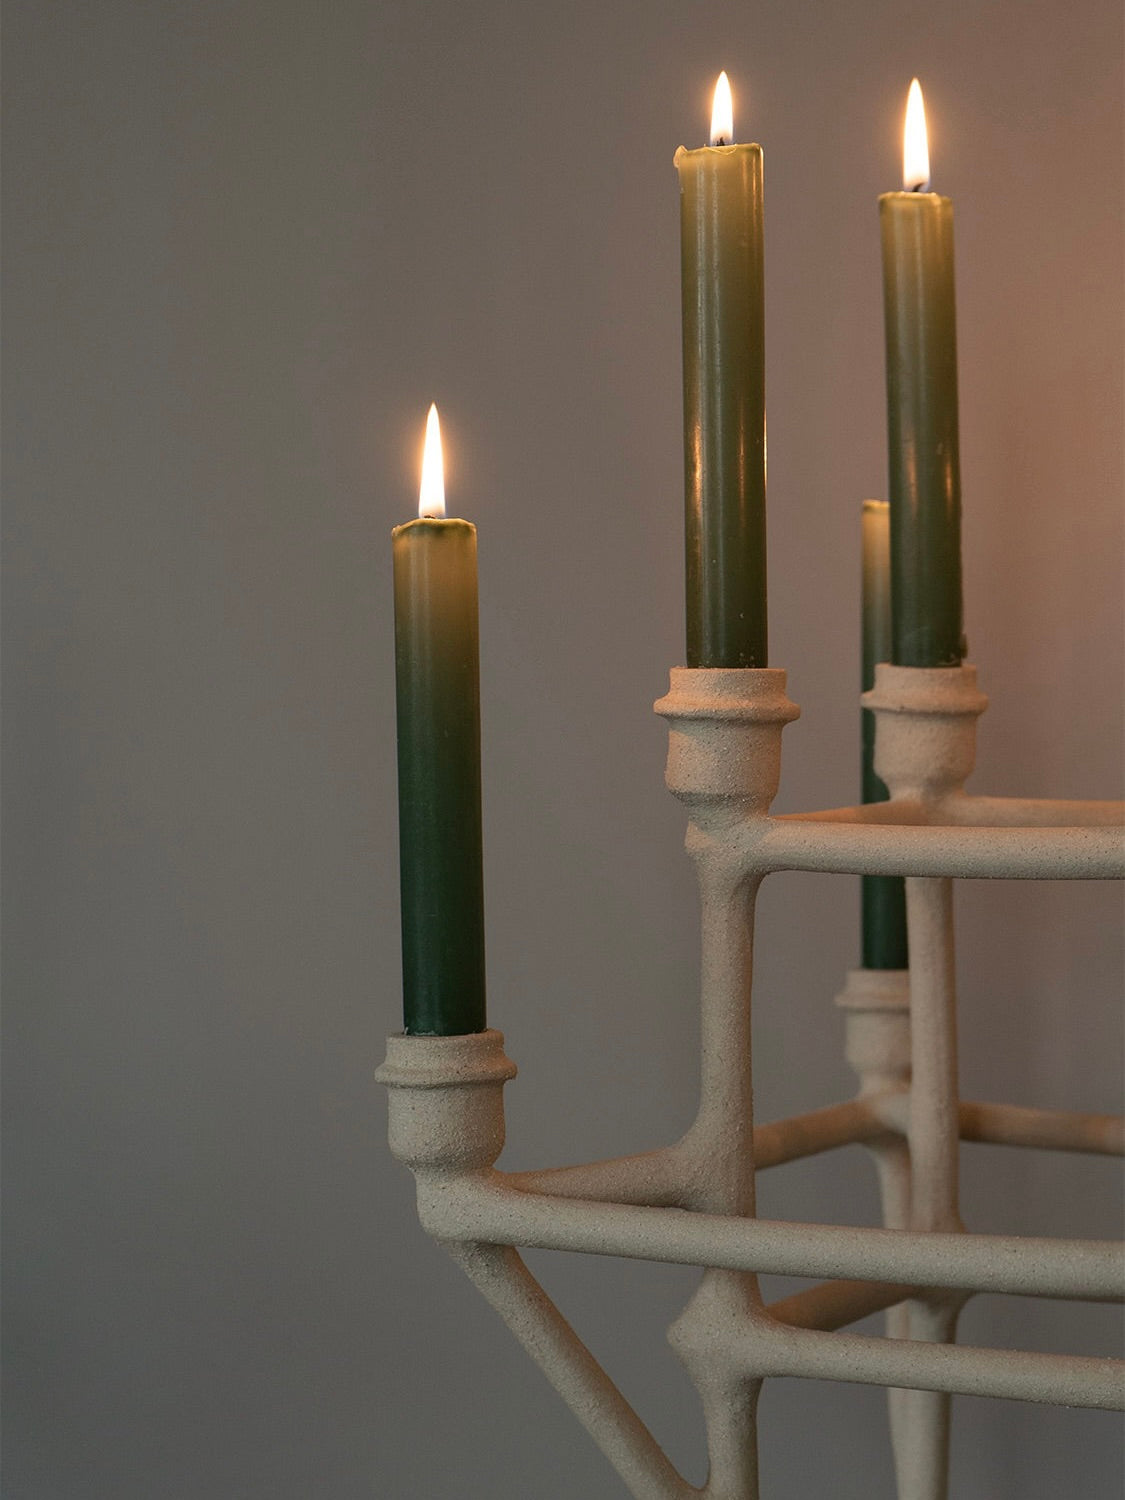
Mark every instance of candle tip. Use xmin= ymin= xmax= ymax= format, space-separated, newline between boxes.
xmin=710 ymin=71 xmax=734 ymax=146
xmin=419 ymin=403 xmax=445 ymax=519
xmin=903 ymin=78 xmax=930 ymax=191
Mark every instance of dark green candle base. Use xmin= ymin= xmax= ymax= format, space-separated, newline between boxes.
xmin=861 ymin=874 xmax=909 ymax=970
xmin=861 ymin=703 xmax=909 ymax=970
xmin=393 ymin=517 xmax=487 ymax=1036
xmin=861 ymin=500 xmax=908 ymax=969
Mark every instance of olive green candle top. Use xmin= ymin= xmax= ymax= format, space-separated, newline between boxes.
xmin=676 ymin=130 xmax=767 ymax=668
xmin=860 ymin=500 xmax=908 ymax=969
xmin=392 ymin=515 xmax=487 ymax=1036
xmin=880 ymin=188 xmax=965 ymax=669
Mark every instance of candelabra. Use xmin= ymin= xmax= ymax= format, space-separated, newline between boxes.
xmin=378 ymin=661 xmax=1124 ymax=1499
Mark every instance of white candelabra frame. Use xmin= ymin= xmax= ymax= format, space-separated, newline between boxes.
xmin=379 ymin=662 xmax=1125 ymax=1499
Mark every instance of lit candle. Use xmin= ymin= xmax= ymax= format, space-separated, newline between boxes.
xmin=880 ymin=79 xmax=965 ymax=668
xmin=675 ymin=71 xmax=767 ymax=667
xmin=860 ymin=499 xmax=908 ymax=969
xmin=392 ymin=404 xmax=487 ymax=1035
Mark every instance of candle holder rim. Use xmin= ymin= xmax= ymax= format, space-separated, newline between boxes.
xmin=391 ymin=515 xmax=477 ymax=539
xmin=674 ymin=140 xmax=763 ymax=164
xmin=654 ymin=665 xmax=800 ymax=725
xmin=878 ymin=187 xmax=952 ymax=205
xmin=863 ymin=661 xmax=987 ymax=718
xmin=376 ymin=1028 xmax=516 ymax=1090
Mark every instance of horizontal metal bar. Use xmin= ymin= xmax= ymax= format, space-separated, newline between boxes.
xmin=940 ymin=795 xmax=1125 ymax=829
xmin=428 ymin=1180 xmax=1125 ymax=1303
xmin=776 ymin=795 xmax=1125 ymax=831
xmin=747 ymin=1317 xmax=1125 ymax=1410
xmin=504 ymin=1100 xmax=888 ymax=1205
xmin=754 ymin=820 xmax=1125 ymax=881
xmin=960 ymin=1100 xmax=1125 ymax=1156
xmin=767 ymin=1278 xmax=915 ymax=1331
xmin=505 ymin=1146 xmax=684 ymax=1207
xmin=776 ymin=801 xmax=925 ymax=826
xmin=753 ymin=1098 xmax=884 ymax=1168
xmin=868 ymin=1094 xmax=1125 ymax=1156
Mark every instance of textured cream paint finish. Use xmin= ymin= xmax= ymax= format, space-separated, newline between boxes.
xmin=380 ymin=666 xmax=1125 ymax=1498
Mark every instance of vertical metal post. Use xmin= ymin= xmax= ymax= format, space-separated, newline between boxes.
xmin=656 ymin=667 xmax=800 ymax=1500
xmin=836 ymin=966 xmax=915 ymax=1476
xmin=668 ymin=862 xmax=764 ymax=1500
xmin=896 ymin=876 xmax=964 ymax=1499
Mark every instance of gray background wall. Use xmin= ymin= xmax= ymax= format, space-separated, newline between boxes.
xmin=3 ymin=2 xmax=1121 ymax=1496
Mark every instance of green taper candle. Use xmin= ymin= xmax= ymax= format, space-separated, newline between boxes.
xmin=880 ymin=79 xmax=965 ymax=668
xmin=392 ymin=405 xmax=486 ymax=1035
xmin=860 ymin=500 xmax=908 ymax=969
xmin=675 ymin=71 xmax=767 ymax=668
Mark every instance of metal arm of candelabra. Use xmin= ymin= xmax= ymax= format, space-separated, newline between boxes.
xmin=378 ymin=663 xmax=1125 ymax=1500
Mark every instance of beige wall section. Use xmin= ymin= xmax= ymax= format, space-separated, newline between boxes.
xmin=3 ymin=0 xmax=1121 ymax=1497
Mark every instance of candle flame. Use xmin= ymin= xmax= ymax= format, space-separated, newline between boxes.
xmin=419 ymin=402 xmax=445 ymax=518
xmin=903 ymin=78 xmax=930 ymax=191
xmin=710 ymin=71 xmax=734 ymax=146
